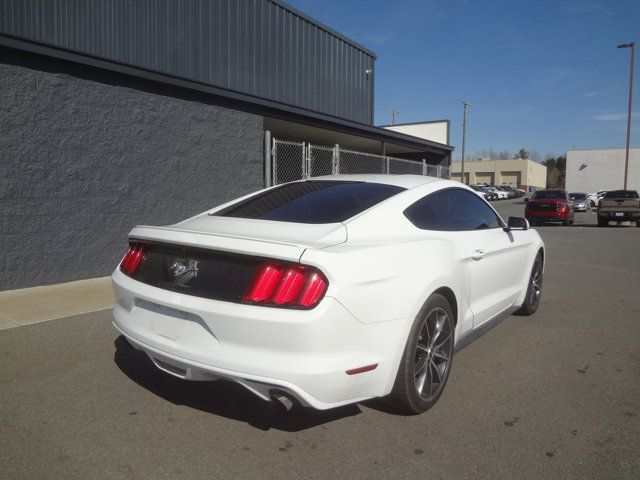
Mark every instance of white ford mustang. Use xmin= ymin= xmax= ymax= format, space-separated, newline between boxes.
xmin=112 ymin=175 xmax=545 ymax=414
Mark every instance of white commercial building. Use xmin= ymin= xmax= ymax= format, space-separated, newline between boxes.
xmin=383 ymin=120 xmax=450 ymax=145
xmin=565 ymin=148 xmax=640 ymax=193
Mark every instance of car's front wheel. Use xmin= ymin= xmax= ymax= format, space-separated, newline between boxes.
xmin=388 ymin=293 xmax=455 ymax=414
xmin=515 ymin=252 xmax=543 ymax=316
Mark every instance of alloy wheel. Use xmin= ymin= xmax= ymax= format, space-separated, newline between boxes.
xmin=528 ymin=256 xmax=543 ymax=310
xmin=414 ymin=307 xmax=453 ymax=402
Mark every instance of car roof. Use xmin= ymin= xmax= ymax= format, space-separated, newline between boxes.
xmin=308 ymin=174 xmax=445 ymax=189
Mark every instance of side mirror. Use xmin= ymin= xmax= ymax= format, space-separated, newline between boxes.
xmin=524 ymin=197 xmax=529 ymax=203
xmin=507 ymin=216 xmax=529 ymax=230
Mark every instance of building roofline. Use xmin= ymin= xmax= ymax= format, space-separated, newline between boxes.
xmin=378 ymin=119 xmax=450 ymax=128
xmin=1 ymin=36 xmax=450 ymax=155
xmin=272 ymin=0 xmax=377 ymax=59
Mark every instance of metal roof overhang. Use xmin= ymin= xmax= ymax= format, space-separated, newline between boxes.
xmin=1 ymin=34 xmax=453 ymax=160
xmin=264 ymin=117 xmax=453 ymax=158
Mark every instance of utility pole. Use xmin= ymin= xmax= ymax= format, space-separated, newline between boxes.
xmin=461 ymin=101 xmax=471 ymax=184
xmin=388 ymin=108 xmax=399 ymax=125
xmin=617 ymin=42 xmax=635 ymax=190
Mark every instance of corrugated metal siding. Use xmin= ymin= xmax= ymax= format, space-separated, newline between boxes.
xmin=0 ymin=0 xmax=375 ymax=124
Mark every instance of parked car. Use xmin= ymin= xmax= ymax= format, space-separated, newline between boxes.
xmin=112 ymin=175 xmax=545 ymax=414
xmin=501 ymin=185 xmax=524 ymax=198
xmin=596 ymin=190 xmax=640 ymax=227
xmin=470 ymin=184 xmax=492 ymax=200
xmin=525 ymin=189 xmax=575 ymax=226
xmin=486 ymin=186 xmax=510 ymax=200
xmin=568 ymin=192 xmax=589 ymax=212
xmin=587 ymin=190 xmax=607 ymax=207
xmin=476 ymin=186 xmax=499 ymax=201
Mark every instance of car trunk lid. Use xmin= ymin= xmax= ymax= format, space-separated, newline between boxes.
xmin=122 ymin=218 xmax=346 ymax=303
xmin=130 ymin=216 xmax=347 ymax=261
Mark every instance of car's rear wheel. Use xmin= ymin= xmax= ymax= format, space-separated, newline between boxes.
xmin=388 ymin=294 xmax=454 ymax=414
xmin=515 ymin=252 xmax=543 ymax=316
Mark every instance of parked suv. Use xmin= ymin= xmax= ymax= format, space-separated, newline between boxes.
xmin=525 ymin=189 xmax=574 ymax=226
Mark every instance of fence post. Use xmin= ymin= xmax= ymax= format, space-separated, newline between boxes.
xmin=271 ymin=137 xmax=278 ymax=185
xmin=306 ymin=143 xmax=313 ymax=178
xmin=333 ymin=144 xmax=340 ymax=175
xmin=386 ymin=157 xmax=390 ymax=174
xmin=437 ymin=165 xmax=441 ymax=179
xmin=302 ymin=143 xmax=308 ymax=178
xmin=422 ymin=159 xmax=427 ymax=176
xmin=264 ymin=130 xmax=273 ymax=187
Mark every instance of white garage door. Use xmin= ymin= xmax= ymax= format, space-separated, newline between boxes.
xmin=475 ymin=172 xmax=494 ymax=184
xmin=501 ymin=171 xmax=521 ymax=187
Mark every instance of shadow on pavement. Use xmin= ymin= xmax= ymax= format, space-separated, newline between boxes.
xmin=113 ymin=335 xmax=360 ymax=431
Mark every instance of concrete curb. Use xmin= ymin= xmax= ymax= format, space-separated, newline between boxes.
xmin=0 ymin=277 xmax=114 ymax=331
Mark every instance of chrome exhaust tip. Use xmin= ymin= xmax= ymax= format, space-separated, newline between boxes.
xmin=269 ymin=389 xmax=297 ymax=412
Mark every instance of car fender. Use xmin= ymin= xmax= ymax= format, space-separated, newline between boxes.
xmin=379 ymin=274 xmax=466 ymax=397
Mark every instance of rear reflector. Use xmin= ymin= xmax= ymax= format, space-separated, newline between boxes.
xmin=120 ymin=243 xmax=146 ymax=276
xmin=346 ymin=364 xmax=378 ymax=375
xmin=243 ymin=262 xmax=327 ymax=309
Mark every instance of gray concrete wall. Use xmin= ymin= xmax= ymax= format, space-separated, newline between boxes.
xmin=0 ymin=47 xmax=264 ymax=290
xmin=566 ymin=148 xmax=640 ymax=193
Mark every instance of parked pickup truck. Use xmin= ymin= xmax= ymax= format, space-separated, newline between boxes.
xmin=597 ymin=190 xmax=640 ymax=227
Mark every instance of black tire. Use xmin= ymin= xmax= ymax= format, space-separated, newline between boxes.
xmin=515 ymin=252 xmax=543 ymax=316
xmin=597 ymin=216 xmax=608 ymax=227
xmin=387 ymin=293 xmax=455 ymax=415
xmin=562 ymin=218 xmax=570 ymax=226
xmin=636 ymin=221 xmax=640 ymax=228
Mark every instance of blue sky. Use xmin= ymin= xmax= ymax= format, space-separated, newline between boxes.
xmin=286 ymin=0 xmax=639 ymax=159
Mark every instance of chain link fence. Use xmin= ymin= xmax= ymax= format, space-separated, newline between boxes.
xmin=271 ymin=139 xmax=450 ymax=185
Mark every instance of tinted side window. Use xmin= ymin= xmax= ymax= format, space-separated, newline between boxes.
xmin=447 ymin=189 xmax=502 ymax=230
xmin=405 ymin=188 xmax=502 ymax=231
xmin=404 ymin=192 xmax=450 ymax=230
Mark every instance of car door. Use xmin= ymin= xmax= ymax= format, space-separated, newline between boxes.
xmin=441 ymin=188 xmax=527 ymax=327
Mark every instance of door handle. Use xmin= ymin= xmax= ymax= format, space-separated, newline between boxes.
xmin=471 ymin=249 xmax=486 ymax=260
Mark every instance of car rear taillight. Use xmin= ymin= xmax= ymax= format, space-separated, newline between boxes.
xmin=243 ymin=262 xmax=328 ymax=309
xmin=120 ymin=243 xmax=146 ymax=276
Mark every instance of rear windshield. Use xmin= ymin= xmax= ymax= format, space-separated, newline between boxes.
xmin=569 ymin=193 xmax=587 ymax=200
xmin=531 ymin=190 xmax=565 ymax=200
xmin=214 ymin=181 xmax=406 ymax=224
xmin=603 ymin=190 xmax=639 ymax=199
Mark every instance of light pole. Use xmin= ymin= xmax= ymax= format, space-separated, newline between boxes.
xmin=461 ymin=101 xmax=471 ymax=184
xmin=617 ymin=42 xmax=635 ymax=190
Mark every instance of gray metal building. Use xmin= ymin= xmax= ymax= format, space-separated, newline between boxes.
xmin=0 ymin=0 xmax=453 ymax=290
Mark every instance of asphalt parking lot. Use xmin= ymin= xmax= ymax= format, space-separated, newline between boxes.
xmin=2 ymin=198 xmax=639 ymax=480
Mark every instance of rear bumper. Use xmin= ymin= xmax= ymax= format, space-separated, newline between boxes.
xmin=111 ymin=269 xmax=405 ymax=410
xmin=598 ymin=211 xmax=640 ymax=220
